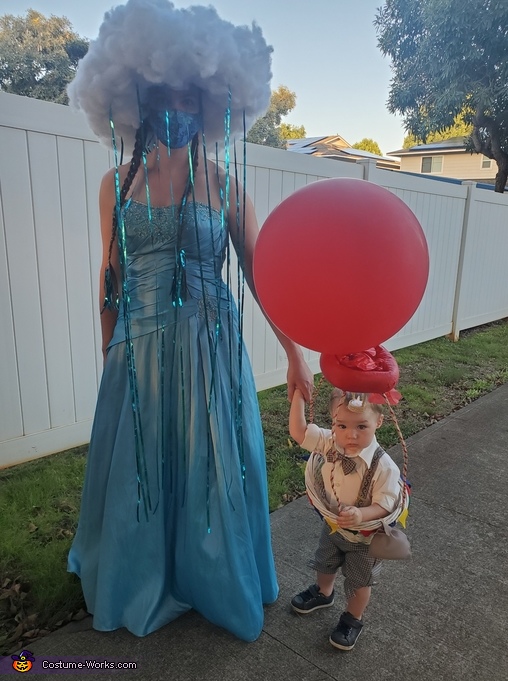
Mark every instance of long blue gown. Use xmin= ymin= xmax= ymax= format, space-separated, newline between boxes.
xmin=68 ymin=199 xmax=278 ymax=642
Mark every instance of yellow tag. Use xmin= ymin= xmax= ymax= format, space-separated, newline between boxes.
xmin=325 ymin=517 xmax=339 ymax=534
xmin=397 ymin=508 xmax=409 ymax=528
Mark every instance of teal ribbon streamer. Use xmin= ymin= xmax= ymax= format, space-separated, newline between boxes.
xmin=110 ymin=113 xmax=152 ymax=521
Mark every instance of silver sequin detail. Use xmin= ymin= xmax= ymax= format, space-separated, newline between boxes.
xmin=124 ymin=201 xmax=224 ymax=244
xmin=197 ymin=294 xmax=219 ymax=321
xmin=125 ymin=201 xmax=180 ymax=243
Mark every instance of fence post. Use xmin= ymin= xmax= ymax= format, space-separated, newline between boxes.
xmin=449 ymin=181 xmax=476 ymax=341
xmin=355 ymin=158 xmax=378 ymax=181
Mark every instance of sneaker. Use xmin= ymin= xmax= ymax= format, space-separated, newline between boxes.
xmin=329 ymin=611 xmax=364 ymax=650
xmin=290 ymin=584 xmax=334 ymax=614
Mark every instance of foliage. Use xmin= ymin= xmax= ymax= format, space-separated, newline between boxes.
xmin=279 ymin=122 xmax=306 ymax=140
xmin=246 ymin=85 xmax=305 ymax=148
xmin=351 ymin=138 xmax=382 ymax=155
xmin=402 ymin=114 xmax=473 ymax=148
xmin=0 ymin=9 xmax=88 ymax=104
xmin=375 ymin=0 xmax=508 ymax=191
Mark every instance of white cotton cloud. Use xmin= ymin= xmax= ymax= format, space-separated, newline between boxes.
xmin=68 ymin=0 xmax=273 ymax=150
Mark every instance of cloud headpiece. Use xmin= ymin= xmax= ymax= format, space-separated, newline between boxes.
xmin=68 ymin=0 xmax=273 ymax=149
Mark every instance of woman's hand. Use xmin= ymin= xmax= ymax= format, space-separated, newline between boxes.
xmin=287 ymin=355 xmax=314 ymax=403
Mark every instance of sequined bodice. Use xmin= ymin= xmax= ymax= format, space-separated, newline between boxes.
xmin=125 ymin=198 xmax=226 ymax=264
xmin=109 ymin=199 xmax=229 ymax=344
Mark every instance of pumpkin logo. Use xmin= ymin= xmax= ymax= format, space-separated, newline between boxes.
xmin=11 ymin=649 xmax=34 ymax=673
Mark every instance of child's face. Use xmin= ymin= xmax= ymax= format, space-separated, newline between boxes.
xmin=331 ymin=403 xmax=383 ymax=456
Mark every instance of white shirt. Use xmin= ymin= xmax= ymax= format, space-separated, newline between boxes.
xmin=301 ymin=423 xmax=400 ymax=515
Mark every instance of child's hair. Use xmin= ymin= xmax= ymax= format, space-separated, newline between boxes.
xmin=329 ymin=388 xmax=383 ymax=416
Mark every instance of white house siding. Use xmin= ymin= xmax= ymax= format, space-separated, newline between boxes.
xmin=399 ymin=152 xmax=496 ymax=183
xmin=1 ymin=92 xmax=508 ymax=467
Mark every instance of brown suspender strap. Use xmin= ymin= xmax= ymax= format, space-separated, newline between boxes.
xmin=355 ymin=446 xmax=385 ymax=508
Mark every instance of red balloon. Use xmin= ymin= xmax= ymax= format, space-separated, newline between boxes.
xmin=253 ymin=178 xmax=429 ymax=354
xmin=319 ymin=346 xmax=399 ymax=394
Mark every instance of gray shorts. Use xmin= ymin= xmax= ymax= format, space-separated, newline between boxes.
xmin=309 ymin=522 xmax=382 ymax=600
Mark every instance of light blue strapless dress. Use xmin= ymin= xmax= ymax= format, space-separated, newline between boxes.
xmin=68 ymin=200 xmax=278 ymax=641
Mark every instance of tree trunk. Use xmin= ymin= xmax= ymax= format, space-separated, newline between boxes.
xmin=472 ymin=113 xmax=508 ymax=193
xmin=494 ymin=157 xmax=508 ymax=193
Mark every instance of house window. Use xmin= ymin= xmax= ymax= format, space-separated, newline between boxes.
xmin=481 ymin=155 xmax=492 ymax=169
xmin=421 ymin=156 xmax=443 ymax=173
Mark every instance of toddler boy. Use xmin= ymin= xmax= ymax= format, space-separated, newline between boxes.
xmin=289 ymin=388 xmax=401 ymax=650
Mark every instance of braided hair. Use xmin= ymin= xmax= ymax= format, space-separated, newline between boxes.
xmin=111 ymin=129 xmax=145 ymax=254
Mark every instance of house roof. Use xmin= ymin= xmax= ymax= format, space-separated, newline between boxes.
xmin=287 ymin=136 xmax=400 ymax=165
xmin=389 ymin=136 xmax=468 ymax=156
xmin=286 ymin=137 xmax=327 ymax=154
xmin=334 ymin=147 xmax=400 ymax=163
xmin=286 ymin=135 xmax=350 ymax=154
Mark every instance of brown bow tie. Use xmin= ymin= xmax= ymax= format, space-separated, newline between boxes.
xmin=327 ymin=451 xmax=357 ymax=475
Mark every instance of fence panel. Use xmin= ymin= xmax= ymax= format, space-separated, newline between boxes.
xmin=0 ymin=176 xmax=22 ymax=441
xmin=28 ymin=131 xmax=75 ymax=430
xmin=0 ymin=126 xmax=50 ymax=439
xmin=363 ymin=163 xmax=469 ymax=350
xmin=455 ymin=186 xmax=508 ymax=330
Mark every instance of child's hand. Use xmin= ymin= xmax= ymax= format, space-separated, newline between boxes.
xmin=337 ymin=505 xmax=363 ymax=528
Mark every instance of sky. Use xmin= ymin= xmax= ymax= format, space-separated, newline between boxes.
xmin=0 ymin=0 xmax=407 ymax=155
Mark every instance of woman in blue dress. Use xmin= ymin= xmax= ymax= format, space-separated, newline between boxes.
xmin=67 ymin=1 xmax=314 ymax=642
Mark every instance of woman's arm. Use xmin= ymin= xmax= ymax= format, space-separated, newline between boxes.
xmin=228 ymin=181 xmax=315 ymax=402
xmin=98 ymin=169 xmax=120 ymax=363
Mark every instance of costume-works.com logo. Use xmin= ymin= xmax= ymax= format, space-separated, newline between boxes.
xmin=11 ymin=649 xmax=34 ymax=673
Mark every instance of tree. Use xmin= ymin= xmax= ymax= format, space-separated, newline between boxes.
xmin=279 ymin=122 xmax=306 ymax=140
xmin=375 ymin=0 xmax=508 ymax=192
xmin=0 ymin=9 xmax=88 ymax=104
xmin=352 ymin=138 xmax=382 ymax=156
xmin=402 ymin=114 xmax=473 ymax=148
xmin=246 ymin=85 xmax=305 ymax=148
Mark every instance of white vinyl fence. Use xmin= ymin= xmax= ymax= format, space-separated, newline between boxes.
xmin=1 ymin=91 xmax=508 ymax=468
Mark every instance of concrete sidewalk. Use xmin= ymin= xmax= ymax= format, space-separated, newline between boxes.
xmin=6 ymin=384 xmax=508 ymax=680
